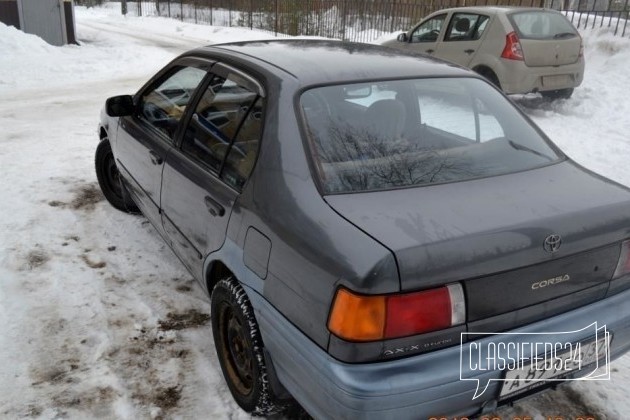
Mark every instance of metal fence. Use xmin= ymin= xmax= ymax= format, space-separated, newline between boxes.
xmin=124 ymin=0 xmax=630 ymax=41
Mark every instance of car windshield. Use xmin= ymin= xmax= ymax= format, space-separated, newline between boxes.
xmin=509 ymin=10 xmax=577 ymax=39
xmin=300 ymin=77 xmax=562 ymax=194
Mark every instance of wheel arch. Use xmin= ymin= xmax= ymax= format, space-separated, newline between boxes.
xmin=205 ymin=259 xmax=234 ymax=295
xmin=472 ymin=64 xmax=501 ymax=89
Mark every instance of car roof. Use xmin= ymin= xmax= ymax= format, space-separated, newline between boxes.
xmin=434 ymin=5 xmax=547 ymax=14
xmin=192 ymin=39 xmax=473 ymax=86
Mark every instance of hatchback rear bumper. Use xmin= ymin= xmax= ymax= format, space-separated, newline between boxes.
xmin=499 ymin=58 xmax=585 ymax=94
xmin=248 ymin=284 xmax=630 ymax=419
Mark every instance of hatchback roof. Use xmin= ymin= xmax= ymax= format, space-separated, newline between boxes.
xmin=193 ymin=39 xmax=472 ymax=86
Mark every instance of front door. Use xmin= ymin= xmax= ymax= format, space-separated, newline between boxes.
xmin=160 ymin=64 xmax=265 ymax=280
xmin=404 ymin=13 xmax=447 ymax=56
xmin=115 ymin=64 xmax=207 ymax=226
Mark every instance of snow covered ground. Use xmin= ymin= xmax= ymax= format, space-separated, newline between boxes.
xmin=1 ymin=4 xmax=629 ymax=419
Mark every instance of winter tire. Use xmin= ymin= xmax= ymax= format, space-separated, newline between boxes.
xmin=211 ymin=277 xmax=288 ymax=416
xmin=95 ymin=139 xmax=139 ymax=213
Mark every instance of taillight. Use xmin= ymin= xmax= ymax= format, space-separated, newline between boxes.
xmin=579 ymin=40 xmax=584 ymax=58
xmin=501 ymin=31 xmax=524 ymax=61
xmin=327 ymin=284 xmax=465 ymax=342
xmin=614 ymin=240 xmax=630 ymax=278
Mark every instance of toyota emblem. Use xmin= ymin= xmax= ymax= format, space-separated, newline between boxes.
xmin=543 ymin=234 xmax=562 ymax=253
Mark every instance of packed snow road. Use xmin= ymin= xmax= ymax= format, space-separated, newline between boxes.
xmin=1 ymin=4 xmax=630 ymax=419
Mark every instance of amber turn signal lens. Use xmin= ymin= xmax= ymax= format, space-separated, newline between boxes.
xmin=328 ymin=284 xmax=466 ymax=342
xmin=327 ymin=289 xmax=386 ymax=341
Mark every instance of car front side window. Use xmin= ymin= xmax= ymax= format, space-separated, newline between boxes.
xmin=410 ymin=14 xmax=446 ymax=43
xmin=138 ymin=66 xmax=206 ymax=141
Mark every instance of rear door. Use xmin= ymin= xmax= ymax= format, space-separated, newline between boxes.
xmin=115 ymin=60 xmax=208 ymax=226
xmin=508 ymin=10 xmax=581 ymax=67
xmin=160 ymin=63 xmax=265 ymax=279
xmin=435 ymin=12 xmax=491 ymax=67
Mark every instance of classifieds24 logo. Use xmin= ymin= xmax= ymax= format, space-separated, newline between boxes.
xmin=459 ymin=322 xmax=611 ymax=400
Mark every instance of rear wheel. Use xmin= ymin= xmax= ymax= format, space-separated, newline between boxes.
xmin=541 ymin=88 xmax=574 ymax=100
xmin=211 ymin=277 xmax=289 ymax=416
xmin=95 ymin=139 xmax=138 ymax=213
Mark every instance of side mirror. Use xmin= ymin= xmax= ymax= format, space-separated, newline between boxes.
xmin=105 ymin=95 xmax=134 ymax=117
xmin=397 ymin=33 xmax=408 ymax=42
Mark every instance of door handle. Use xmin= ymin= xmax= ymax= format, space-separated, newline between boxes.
xmin=426 ymin=49 xmax=435 ymax=54
xmin=204 ymin=196 xmax=225 ymax=217
xmin=464 ymin=49 xmax=475 ymax=54
xmin=149 ymin=150 xmax=163 ymax=165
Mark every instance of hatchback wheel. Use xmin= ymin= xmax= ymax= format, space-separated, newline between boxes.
xmin=95 ymin=139 xmax=138 ymax=213
xmin=211 ymin=277 xmax=289 ymax=416
xmin=541 ymin=88 xmax=574 ymax=100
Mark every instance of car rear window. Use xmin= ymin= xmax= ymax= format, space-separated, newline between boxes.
xmin=300 ymin=77 xmax=562 ymax=194
xmin=509 ymin=10 xmax=577 ymax=39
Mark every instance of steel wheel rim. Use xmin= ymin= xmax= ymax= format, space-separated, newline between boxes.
xmin=219 ymin=304 xmax=254 ymax=395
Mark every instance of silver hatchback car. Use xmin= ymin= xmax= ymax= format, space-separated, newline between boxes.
xmin=382 ymin=7 xmax=584 ymax=99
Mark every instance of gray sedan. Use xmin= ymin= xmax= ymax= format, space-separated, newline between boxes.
xmin=96 ymin=40 xmax=630 ymax=418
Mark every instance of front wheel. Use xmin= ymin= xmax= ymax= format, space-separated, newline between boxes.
xmin=95 ymin=139 xmax=138 ymax=213
xmin=211 ymin=277 xmax=289 ymax=416
xmin=540 ymin=88 xmax=574 ymax=100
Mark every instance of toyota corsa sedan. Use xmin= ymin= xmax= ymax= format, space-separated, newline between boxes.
xmin=96 ymin=40 xmax=630 ymax=419
xmin=381 ymin=7 xmax=584 ymax=99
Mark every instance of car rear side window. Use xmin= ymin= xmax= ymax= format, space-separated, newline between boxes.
xmin=300 ymin=77 xmax=562 ymax=194
xmin=509 ymin=11 xmax=577 ymax=39
xmin=181 ymin=72 xmax=263 ymax=190
xmin=221 ymin=97 xmax=264 ymax=190
xmin=444 ymin=13 xmax=489 ymax=41
xmin=138 ymin=66 xmax=206 ymax=141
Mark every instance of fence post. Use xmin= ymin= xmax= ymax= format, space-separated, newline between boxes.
xmin=250 ymin=0 xmax=253 ymax=29
xmin=210 ymin=0 xmax=213 ymax=26
xmin=341 ymin=0 xmax=347 ymax=41
xmin=180 ymin=0 xmax=183 ymax=20
xmin=622 ymin=0 xmax=629 ymax=36
xmin=275 ymin=0 xmax=278 ymax=35
xmin=121 ymin=0 xmax=127 ymax=15
xmin=390 ymin=0 xmax=396 ymax=32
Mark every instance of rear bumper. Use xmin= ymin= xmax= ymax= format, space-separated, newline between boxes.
xmin=248 ymin=285 xmax=630 ymax=419
xmin=498 ymin=58 xmax=585 ymax=94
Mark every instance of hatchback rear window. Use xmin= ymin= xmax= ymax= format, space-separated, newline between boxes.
xmin=509 ymin=11 xmax=577 ymax=39
xmin=300 ymin=77 xmax=562 ymax=194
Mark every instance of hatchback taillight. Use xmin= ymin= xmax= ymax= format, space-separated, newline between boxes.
xmin=614 ymin=240 xmax=630 ymax=278
xmin=501 ymin=31 xmax=524 ymax=61
xmin=327 ymin=284 xmax=465 ymax=342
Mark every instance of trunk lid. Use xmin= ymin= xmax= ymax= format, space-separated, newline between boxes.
xmin=325 ymin=161 xmax=630 ymax=324
xmin=508 ymin=10 xmax=581 ymax=67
